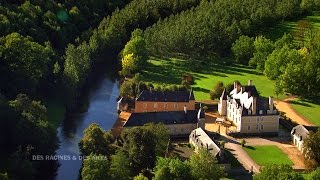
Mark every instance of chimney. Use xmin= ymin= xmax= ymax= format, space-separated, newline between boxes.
xmin=184 ymin=105 xmax=187 ymax=114
xmin=252 ymin=97 xmax=257 ymax=115
xmin=236 ymin=84 xmax=241 ymax=93
xmin=269 ymin=96 xmax=274 ymax=111
xmin=248 ymin=80 xmax=252 ymax=86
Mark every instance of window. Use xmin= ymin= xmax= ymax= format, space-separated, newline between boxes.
xmin=257 ymin=117 xmax=259 ymax=122
xmin=154 ymin=103 xmax=158 ymax=108
xmin=164 ymin=103 xmax=168 ymax=109
xmin=261 ymin=117 xmax=264 ymax=121
xmin=256 ymin=125 xmax=259 ymax=130
xmin=248 ymin=126 xmax=250 ymax=131
xmin=261 ymin=125 xmax=264 ymax=130
xmin=174 ymin=104 xmax=178 ymax=109
xmin=143 ymin=103 xmax=147 ymax=108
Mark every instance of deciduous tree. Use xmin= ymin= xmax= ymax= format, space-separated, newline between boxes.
xmin=79 ymin=123 xmax=114 ymax=156
xmin=189 ymin=149 xmax=224 ymax=180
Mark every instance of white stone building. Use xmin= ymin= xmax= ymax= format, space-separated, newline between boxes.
xmin=189 ymin=127 xmax=221 ymax=158
xmin=291 ymin=125 xmax=318 ymax=153
xmin=218 ymin=80 xmax=279 ymax=134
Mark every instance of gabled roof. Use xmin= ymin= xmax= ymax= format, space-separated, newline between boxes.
xmin=221 ymin=88 xmax=227 ymax=100
xmin=242 ymin=85 xmax=259 ymax=97
xmin=190 ymin=128 xmax=220 ymax=157
xmin=291 ymin=125 xmax=318 ymax=141
xmin=123 ymin=109 xmax=204 ymax=127
xmin=136 ymin=90 xmax=195 ymax=102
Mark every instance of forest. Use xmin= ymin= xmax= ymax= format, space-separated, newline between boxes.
xmin=1 ymin=0 xmax=320 ymax=179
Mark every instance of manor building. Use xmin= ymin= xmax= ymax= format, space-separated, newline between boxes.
xmin=218 ymin=80 xmax=279 ymax=134
xmin=135 ymin=90 xmax=195 ymax=113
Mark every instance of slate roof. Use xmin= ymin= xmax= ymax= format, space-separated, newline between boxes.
xmin=291 ymin=125 xmax=318 ymax=141
xmin=190 ymin=128 xmax=221 ymax=157
xmin=123 ymin=109 xmax=205 ymax=127
xmin=243 ymin=85 xmax=259 ymax=97
xmin=136 ymin=90 xmax=195 ymax=102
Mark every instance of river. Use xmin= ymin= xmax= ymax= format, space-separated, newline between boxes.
xmin=54 ymin=74 xmax=119 ymax=180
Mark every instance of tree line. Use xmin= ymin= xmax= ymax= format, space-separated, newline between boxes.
xmin=0 ymin=0 xmax=203 ymax=178
xmin=142 ymin=0 xmax=317 ymax=59
xmin=232 ymin=28 xmax=320 ymax=99
xmin=62 ymin=0 xmax=200 ymax=111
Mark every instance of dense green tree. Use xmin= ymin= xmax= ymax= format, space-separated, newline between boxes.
xmin=121 ymin=29 xmax=148 ymax=76
xmin=232 ymin=35 xmax=254 ymax=64
xmin=153 ymin=157 xmax=191 ymax=180
xmin=81 ymin=153 xmax=110 ymax=180
xmin=8 ymin=94 xmax=58 ymax=155
xmin=122 ymin=29 xmax=148 ymax=60
xmin=274 ymin=33 xmax=295 ymax=49
xmin=249 ymin=36 xmax=274 ymax=70
xmin=143 ymin=0 xmax=304 ymax=59
xmin=309 ymin=167 xmax=320 ymax=180
xmin=303 ymin=130 xmax=320 ymax=167
xmin=210 ymin=81 xmax=224 ymax=100
xmin=0 ymin=33 xmax=52 ymax=97
xmin=189 ymin=149 xmax=224 ymax=180
xmin=121 ymin=127 xmax=157 ymax=174
xmin=121 ymin=53 xmax=137 ymax=76
xmin=109 ymin=151 xmax=132 ymax=180
xmin=133 ymin=173 xmax=148 ymax=180
xmin=143 ymin=123 xmax=170 ymax=157
xmin=264 ymin=46 xmax=302 ymax=80
xmin=254 ymin=164 xmax=303 ymax=180
xmin=120 ymin=124 xmax=169 ymax=175
xmin=79 ymin=123 xmax=114 ymax=156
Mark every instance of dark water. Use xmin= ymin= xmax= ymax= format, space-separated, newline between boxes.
xmin=54 ymin=75 xmax=119 ymax=180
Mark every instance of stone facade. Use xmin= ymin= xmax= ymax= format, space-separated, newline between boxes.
xmin=135 ymin=100 xmax=195 ymax=113
xmin=218 ymin=80 xmax=279 ymax=134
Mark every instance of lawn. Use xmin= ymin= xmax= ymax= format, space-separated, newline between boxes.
xmin=262 ymin=11 xmax=320 ymax=41
xmin=243 ymin=145 xmax=293 ymax=166
xmin=289 ymin=99 xmax=320 ymax=126
xmin=141 ymin=57 xmax=282 ymax=100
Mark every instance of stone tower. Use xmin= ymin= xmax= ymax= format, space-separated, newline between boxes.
xmin=218 ymin=88 xmax=227 ymax=116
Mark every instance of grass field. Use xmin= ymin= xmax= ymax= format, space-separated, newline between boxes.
xmin=141 ymin=57 xmax=283 ymax=100
xmin=243 ymin=145 xmax=293 ymax=166
xmin=289 ymin=99 xmax=320 ymax=126
xmin=263 ymin=11 xmax=320 ymax=41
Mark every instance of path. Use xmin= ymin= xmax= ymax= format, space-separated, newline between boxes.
xmin=274 ymin=97 xmax=313 ymax=126
xmin=205 ymin=121 xmax=260 ymax=173
xmin=224 ymin=137 xmax=261 ymax=173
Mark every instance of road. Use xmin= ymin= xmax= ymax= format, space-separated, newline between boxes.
xmin=274 ymin=97 xmax=313 ymax=126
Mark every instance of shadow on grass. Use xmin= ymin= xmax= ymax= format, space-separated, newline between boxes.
xmin=193 ymin=87 xmax=210 ymax=93
xmin=245 ymin=146 xmax=256 ymax=150
xmin=288 ymin=100 xmax=312 ymax=107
